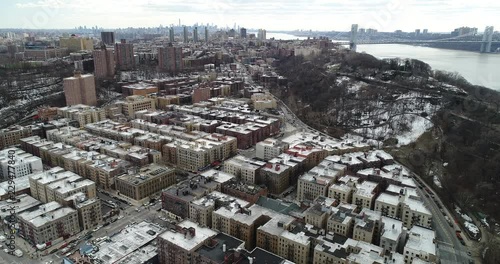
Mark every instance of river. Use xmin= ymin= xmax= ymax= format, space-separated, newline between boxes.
xmin=358 ymin=44 xmax=500 ymax=91
xmin=257 ymin=32 xmax=500 ymax=91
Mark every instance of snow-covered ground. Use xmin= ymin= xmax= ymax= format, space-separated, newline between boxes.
xmin=395 ymin=116 xmax=433 ymax=145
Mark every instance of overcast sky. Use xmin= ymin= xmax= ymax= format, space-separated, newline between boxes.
xmin=1 ymin=0 xmax=499 ymax=32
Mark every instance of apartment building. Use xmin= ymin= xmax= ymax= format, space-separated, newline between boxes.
xmin=313 ymin=237 xmax=350 ymax=264
xmin=0 ymin=125 xmax=34 ymax=149
xmin=257 ymin=163 xmax=291 ymax=195
xmin=118 ymin=96 xmax=157 ymax=118
xmin=29 ymin=168 xmax=96 ymax=204
xmin=57 ymin=105 xmax=106 ymax=128
xmin=94 ymin=221 xmax=164 ymax=263
xmin=22 ymin=137 xmax=127 ymax=190
xmin=304 ymin=196 xmax=336 ymax=229
xmin=298 ymin=173 xmax=333 ymax=202
xmin=257 ymin=214 xmax=311 ymax=264
xmin=281 ymin=132 xmax=370 ymax=156
xmin=64 ymin=192 xmax=102 ymax=231
xmin=375 ymin=193 xmax=400 ymax=219
xmin=380 ymin=217 xmax=406 ymax=253
xmin=221 ymin=179 xmax=268 ymax=204
xmin=164 ymin=133 xmax=236 ymax=172
xmin=63 ymin=72 xmax=97 ymax=106
xmin=0 ymin=147 xmax=42 ymax=181
xmin=404 ymin=226 xmax=437 ymax=263
xmin=192 ymin=233 xmax=246 ymax=264
xmin=353 ymin=216 xmax=376 ymax=244
xmin=375 ymin=187 xmax=432 ymax=229
xmin=352 ymin=180 xmax=379 ymax=210
xmin=157 ymin=220 xmax=217 ymax=264
xmin=255 ymin=138 xmax=288 ymax=161
xmin=189 ymin=191 xmax=249 ymax=228
xmin=284 ymin=145 xmax=328 ymax=170
xmin=115 ymin=39 xmax=135 ymax=71
xmin=328 ymin=178 xmax=357 ymax=204
xmin=60 ymin=36 xmax=94 ymax=52
xmin=212 ymin=204 xmax=272 ymax=250
xmin=93 ymin=47 xmax=115 ymax=79
xmin=18 ymin=201 xmax=80 ymax=245
xmin=115 ymin=164 xmax=175 ymax=200
xmin=162 ymin=170 xmax=234 ymax=219
xmin=327 ymin=204 xmax=357 ymax=238
xmin=223 ymin=155 xmax=265 ymax=184
xmin=251 ymin=92 xmax=277 ymax=110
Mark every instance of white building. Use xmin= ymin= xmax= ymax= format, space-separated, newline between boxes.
xmin=256 ymin=138 xmax=288 ymax=161
xmin=404 ymin=226 xmax=436 ymax=263
xmin=0 ymin=148 xmax=43 ymax=182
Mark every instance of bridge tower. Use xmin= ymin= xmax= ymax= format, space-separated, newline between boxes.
xmin=350 ymin=24 xmax=359 ymax=51
xmin=480 ymin=26 xmax=494 ymax=53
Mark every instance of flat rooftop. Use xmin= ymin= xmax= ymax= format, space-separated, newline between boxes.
xmin=94 ymin=221 xmax=164 ymax=263
xmin=406 ymin=225 xmax=436 ymax=256
xmin=195 ymin=233 xmax=244 ymax=263
xmin=159 ymin=220 xmax=217 ymax=251
xmin=0 ymin=194 xmax=41 ymax=219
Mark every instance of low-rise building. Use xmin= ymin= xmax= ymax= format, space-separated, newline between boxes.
xmin=122 ymin=82 xmax=159 ymax=96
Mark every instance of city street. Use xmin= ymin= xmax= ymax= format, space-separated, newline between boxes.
xmin=409 ymin=169 xmax=474 ymax=264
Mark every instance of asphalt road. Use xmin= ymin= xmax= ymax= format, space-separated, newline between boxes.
xmin=404 ymin=165 xmax=474 ymax=264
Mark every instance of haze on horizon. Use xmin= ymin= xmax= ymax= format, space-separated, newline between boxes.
xmin=0 ymin=0 xmax=499 ymax=33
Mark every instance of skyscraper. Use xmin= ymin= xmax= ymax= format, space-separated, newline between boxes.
xmin=193 ymin=27 xmax=199 ymax=42
xmin=258 ymin=29 xmax=267 ymax=40
xmin=100 ymin=32 xmax=115 ymax=45
xmin=93 ymin=46 xmax=115 ymax=79
xmin=240 ymin=28 xmax=247 ymax=38
xmin=183 ymin=26 xmax=188 ymax=43
xmin=115 ymin=39 xmax=135 ymax=71
xmin=205 ymin=27 xmax=209 ymax=42
xmin=158 ymin=46 xmax=183 ymax=73
xmin=63 ymin=72 xmax=97 ymax=106
xmin=169 ymin=27 xmax=175 ymax=43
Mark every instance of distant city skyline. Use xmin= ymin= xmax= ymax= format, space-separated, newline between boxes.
xmin=0 ymin=0 xmax=499 ymax=32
